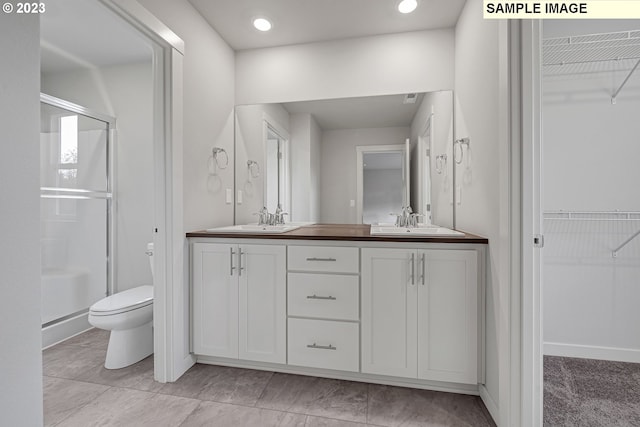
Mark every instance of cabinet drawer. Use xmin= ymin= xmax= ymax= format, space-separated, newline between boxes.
xmin=288 ymin=273 xmax=359 ymax=321
xmin=288 ymin=246 xmax=359 ymax=273
xmin=288 ymin=318 xmax=359 ymax=372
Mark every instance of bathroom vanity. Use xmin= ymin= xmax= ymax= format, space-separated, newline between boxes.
xmin=187 ymin=224 xmax=488 ymax=395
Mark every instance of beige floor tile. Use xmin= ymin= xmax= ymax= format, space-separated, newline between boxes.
xmin=158 ymin=363 xmax=273 ymax=405
xmin=180 ymin=401 xmax=307 ymax=427
xmin=367 ymin=384 xmax=494 ymax=427
xmin=256 ymin=373 xmax=368 ymax=423
xmin=305 ymin=415 xmax=371 ymax=427
xmin=74 ymin=355 xmax=162 ymax=392
xmin=61 ymin=328 xmax=110 ymax=350
xmin=43 ymin=376 xmax=110 ymax=427
xmin=55 ymin=387 xmax=199 ymax=427
xmin=43 ymin=344 xmax=107 ymax=380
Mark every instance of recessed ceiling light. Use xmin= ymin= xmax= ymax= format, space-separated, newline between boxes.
xmin=398 ymin=0 xmax=418 ymax=14
xmin=253 ymin=18 xmax=272 ymax=32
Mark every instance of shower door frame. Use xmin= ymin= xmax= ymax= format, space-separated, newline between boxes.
xmin=40 ymin=93 xmax=117 ymax=302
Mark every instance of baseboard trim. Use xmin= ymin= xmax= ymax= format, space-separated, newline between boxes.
xmin=479 ymin=385 xmax=499 ymax=426
xmin=196 ymin=355 xmax=480 ymax=396
xmin=544 ymin=342 xmax=640 ymax=363
xmin=42 ymin=312 xmax=92 ymax=349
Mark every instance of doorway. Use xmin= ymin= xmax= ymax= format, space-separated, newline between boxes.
xmin=356 ymin=144 xmax=408 ymax=225
xmin=41 ymin=0 xmax=186 ymax=383
xmin=522 ymin=19 xmax=640 ymax=426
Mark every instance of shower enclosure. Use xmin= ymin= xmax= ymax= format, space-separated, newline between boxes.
xmin=40 ymin=94 xmax=114 ymax=347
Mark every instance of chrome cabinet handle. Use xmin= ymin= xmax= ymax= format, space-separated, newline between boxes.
xmin=409 ymin=253 xmax=415 ymax=285
xmin=239 ymin=249 xmax=245 ymax=277
xmin=306 ymin=257 xmax=337 ymax=262
xmin=420 ymin=253 xmax=425 ymax=286
xmin=230 ymin=247 xmax=236 ymax=276
xmin=307 ymin=343 xmax=337 ymax=350
xmin=306 ymin=294 xmax=337 ymax=301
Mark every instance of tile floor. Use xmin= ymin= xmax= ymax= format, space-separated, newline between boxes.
xmin=44 ymin=329 xmax=496 ymax=427
xmin=544 ymin=355 xmax=640 ymax=426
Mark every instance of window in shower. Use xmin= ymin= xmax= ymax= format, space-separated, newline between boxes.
xmin=40 ymin=95 xmax=114 ymax=336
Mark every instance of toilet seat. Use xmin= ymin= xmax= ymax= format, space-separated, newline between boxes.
xmin=90 ymin=285 xmax=153 ymax=316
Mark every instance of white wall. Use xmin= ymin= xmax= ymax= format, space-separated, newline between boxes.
xmin=290 ymin=113 xmax=321 ymax=222
xmin=42 ymin=62 xmax=155 ymax=292
xmin=454 ymin=1 xmax=505 ymax=423
xmin=542 ymin=20 xmax=640 ymax=362
xmin=235 ymin=29 xmax=455 ymax=105
xmin=138 ymin=0 xmax=236 ymax=231
xmin=320 ymin=127 xmax=410 ymax=223
xmin=0 ymin=12 xmax=43 ymax=426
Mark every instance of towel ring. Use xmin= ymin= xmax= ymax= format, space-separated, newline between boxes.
xmin=454 ymin=138 xmax=470 ymax=164
xmin=212 ymin=147 xmax=228 ymax=169
xmin=247 ymin=160 xmax=260 ymax=178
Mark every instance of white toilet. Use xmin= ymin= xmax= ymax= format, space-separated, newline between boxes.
xmin=89 ymin=243 xmax=154 ymax=369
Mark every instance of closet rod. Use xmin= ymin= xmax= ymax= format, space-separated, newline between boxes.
xmin=612 ymin=58 xmax=640 ymax=104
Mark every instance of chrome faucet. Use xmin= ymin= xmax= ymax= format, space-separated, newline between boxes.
xmin=273 ymin=204 xmax=288 ymax=225
xmin=255 ymin=205 xmax=288 ymax=226
xmin=256 ymin=206 xmax=269 ymax=225
xmin=394 ymin=206 xmax=422 ymax=228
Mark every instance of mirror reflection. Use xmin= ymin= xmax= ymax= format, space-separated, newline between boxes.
xmin=234 ymin=91 xmax=453 ymax=228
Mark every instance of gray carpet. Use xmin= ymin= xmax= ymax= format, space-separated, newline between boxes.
xmin=544 ymin=356 xmax=640 ymax=426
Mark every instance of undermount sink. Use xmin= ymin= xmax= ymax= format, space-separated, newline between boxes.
xmin=370 ymin=225 xmax=465 ymax=237
xmin=205 ymin=224 xmax=302 ymax=233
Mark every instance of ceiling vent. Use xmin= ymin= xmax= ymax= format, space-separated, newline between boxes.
xmin=403 ymin=93 xmax=418 ymax=104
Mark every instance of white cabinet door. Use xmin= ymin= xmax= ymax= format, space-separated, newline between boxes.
xmin=417 ymin=249 xmax=478 ymax=384
xmin=192 ymin=242 xmax=238 ymax=358
xmin=361 ymin=248 xmax=418 ymax=378
xmin=238 ymin=244 xmax=286 ymax=364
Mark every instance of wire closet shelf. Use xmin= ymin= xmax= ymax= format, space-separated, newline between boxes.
xmin=543 ymin=29 xmax=640 ymax=102
xmin=544 ymin=211 xmax=640 ymax=258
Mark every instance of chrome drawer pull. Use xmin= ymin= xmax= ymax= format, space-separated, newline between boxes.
xmin=307 ymin=343 xmax=337 ymax=351
xmin=306 ymin=294 xmax=337 ymax=301
xmin=230 ymin=247 xmax=236 ymax=276
xmin=306 ymin=257 xmax=337 ymax=262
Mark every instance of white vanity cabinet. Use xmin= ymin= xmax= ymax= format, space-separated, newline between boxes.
xmin=189 ymin=228 xmax=486 ymax=395
xmin=192 ymin=242 xmax=286 ymax=364
xmin=361 ymin=248 xmax=478 ymax=385
xmin=286 ymin=245 xmax=360 ymax=372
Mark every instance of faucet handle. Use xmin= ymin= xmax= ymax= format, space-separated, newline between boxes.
xmin=276 ymin=212 xmax=288 ymax=225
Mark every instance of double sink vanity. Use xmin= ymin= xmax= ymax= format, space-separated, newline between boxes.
xmin=186 ymin=89 xmax=487 ymax=395
xmin=187 ymin=224 xmax=488 ymax=395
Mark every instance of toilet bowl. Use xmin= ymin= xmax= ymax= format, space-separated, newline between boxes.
xmin=89 ymin=243 xmax=154 ymax=369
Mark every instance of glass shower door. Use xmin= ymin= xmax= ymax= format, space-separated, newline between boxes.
xmin=40 ymin=96 xmax=113 ymax=328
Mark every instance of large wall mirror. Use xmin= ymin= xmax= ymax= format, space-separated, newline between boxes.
xmin=234 ymin=90 xmax=454 ymax=228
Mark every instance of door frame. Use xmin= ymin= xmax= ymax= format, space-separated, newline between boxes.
xmin=517 ymin=19 xmax=544 ymax=426
xmin=356 ymin=144 xmax=407 ymax=224
xmin=99 ymin=0 xmax=190 ymax=383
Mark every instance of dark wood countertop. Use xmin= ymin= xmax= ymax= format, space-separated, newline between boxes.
xmin=186 ymin=224 xmax=488 ymax=244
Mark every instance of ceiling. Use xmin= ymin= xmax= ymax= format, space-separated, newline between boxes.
xmin=40 ymin=0 xmax=152 ymax=74
xmin=188 ymin=0 xmax=466 ymax=51
xmin=282 ymin=93 xmax=425 ymax=130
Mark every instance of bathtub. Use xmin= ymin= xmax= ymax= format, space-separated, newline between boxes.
xmin=41 ymin=268 xmax=90 ymax=325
